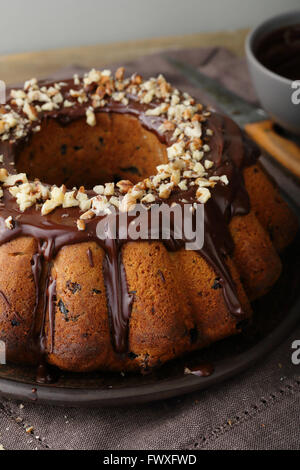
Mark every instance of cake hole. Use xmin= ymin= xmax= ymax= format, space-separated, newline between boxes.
xmin=16 ymin=113 xmax=167 ymax=189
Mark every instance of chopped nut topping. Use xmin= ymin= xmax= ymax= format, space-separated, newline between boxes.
xmin=145 ymin=103 xmax=169 ymax=116
xmin=1 ymin=67 xmax=228 ymax=215
xmin=3 ymin=173 xmax=28 ymax=186
xmin=41 ymin=185 xmax=65 ymax=215
xmin=0 ymin=168 xmax=8 ymax=182
xmin=86 ymin=107 xmax=96 ymax=127
xmin=115 ymin=67 xmax=125 ymax=81
xmin=220 ymin=175 xmax=229 ymax=185
xmin=119 ymin=193 xmax=137 ymax=212
xmin=76 ymin=190 xmax=91 ymax=211
xmin=196 ymin=187 xmax=211 ymax=204
xmin=204 ymin=160 xmax=214 ymax=170
xmin=77 ymin=219 xmax=86 ymax=231
xmin=73 ymin=74 xmax=80 ymax=86
xmin=178 ymin=179 xmax=188 ymax=191
xmin=64 ymin=100 xmax=75 ymax=108
xmin=80 ymin=209 xmax=95 ymax=220
xmin=5 ymin=216 xmax=14 ymax=230
xmin=63 ymin=190 xmax=79 ymax=209
xmin=131 ymin=74 xmax=142 ymax=85
xmin=116 ymin=180 xmax=133 ymax=194
xmin=159 ymin=182 xmax=174 ymax=199
xmin=104 ymin=182 xmax=115 ymax=196
xmin=23 ymin=102 xmax=38 ymax=121
xmin=9 ymin=181 xmax=49 ymax=212
xmin=93 ymin=185 xmax=105 ymax=195
xmin=141 ymin=193 xmax=155 ymax=204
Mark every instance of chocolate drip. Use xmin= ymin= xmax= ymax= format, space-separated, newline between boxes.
xmin=36 ymin=363 xmax=56 ymax=384
xmin=0 ymin=82 xmax=259 ymax=366
xmin=103 ymin=238 xmax=134 ymax=353
xmin=34 ymin=269 xmax=57 ymax=383
xmin=47 ymin=277 xmax=57 ymax=354
xmin=30 ymin=244 xmax=57 ymax=375
xmin=31 ymin=251 xmax=43 ymax=321
xmin=200 ymin=200 xmax=245 ymax=318
xmin=87 ymin=247 xmax=94 ymax=267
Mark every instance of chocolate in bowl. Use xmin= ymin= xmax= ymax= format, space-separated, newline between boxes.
xmin=255 ymin=23 xmax=300 ymax=81
xmin=246 ymin=10 xmax=300 ymax=135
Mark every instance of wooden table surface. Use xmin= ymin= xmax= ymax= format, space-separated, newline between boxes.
xmin=0 ymin=29 xmax=248 ymax=84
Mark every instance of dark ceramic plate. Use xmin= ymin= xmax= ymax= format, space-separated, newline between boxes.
xmin=0 ymin=156 xmax=299 ymax=407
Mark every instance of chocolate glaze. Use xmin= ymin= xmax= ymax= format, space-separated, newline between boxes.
xmin=0 ymin=77 xmax=259 ymax=372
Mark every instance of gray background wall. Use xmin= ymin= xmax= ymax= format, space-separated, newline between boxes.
xmin=1 ymin=0 xmax=300 ymax=55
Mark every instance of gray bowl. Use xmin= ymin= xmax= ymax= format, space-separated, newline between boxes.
xmin=246 ymin=10 xmax=300 ymax=136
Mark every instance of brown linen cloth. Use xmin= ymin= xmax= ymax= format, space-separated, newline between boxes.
xmin=0 ymin=47 xmax=299 ymax=451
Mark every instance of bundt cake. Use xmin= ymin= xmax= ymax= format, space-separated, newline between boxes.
xmin=0 ymin=67 xmax=298 ymax=379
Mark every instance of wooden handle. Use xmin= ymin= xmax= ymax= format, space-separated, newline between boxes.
xmin=245 ymin=120 xmax=300 ymax=178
